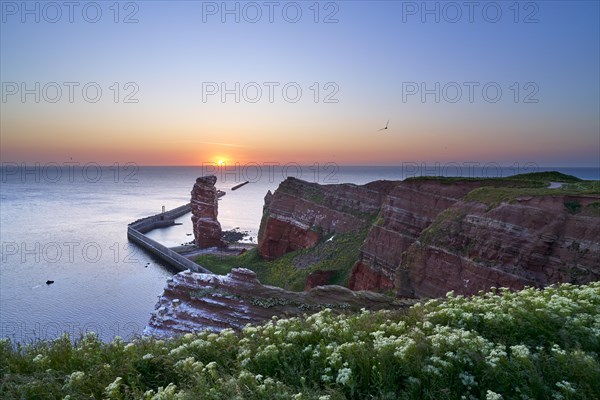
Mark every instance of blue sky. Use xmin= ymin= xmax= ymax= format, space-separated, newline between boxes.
xmin=1 ymin=0 xmax=599 ymax=166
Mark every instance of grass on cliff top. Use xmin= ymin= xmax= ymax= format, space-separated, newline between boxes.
xmin=405 ymin=171 xmax=582 ymax=185
xmin=2 ymin=281 xmax=599 ymax=400
xmin=196 ymin=231 xmax=367 ymax=291
xmin=504 ymin=171 xmax=583 ymax=183
xmin=465 ymin=180 xmax=600 ymax=207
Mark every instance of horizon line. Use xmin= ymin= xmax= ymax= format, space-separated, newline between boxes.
xmin=0 ymin=163 xmax=598 ymax=169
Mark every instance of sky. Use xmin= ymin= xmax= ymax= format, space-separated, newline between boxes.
xmin=1 ymin=0 xmax=599 ymax=167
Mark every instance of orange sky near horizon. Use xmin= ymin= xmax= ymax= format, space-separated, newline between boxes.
xmin=2 ymin=102 xmax=598 ymax=167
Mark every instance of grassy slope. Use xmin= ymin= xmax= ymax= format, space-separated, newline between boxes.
xmin=2 ymin=282 xmax=599 ymax=399
xmin=196 ymin=231 xmax=367 ymax=291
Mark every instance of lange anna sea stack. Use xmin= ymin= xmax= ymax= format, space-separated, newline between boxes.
xmin=191 ymin=175 xmax=227 ymax=248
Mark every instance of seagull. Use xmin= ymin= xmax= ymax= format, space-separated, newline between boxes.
xmin=378 ymin=120 xmax=389 ymax=132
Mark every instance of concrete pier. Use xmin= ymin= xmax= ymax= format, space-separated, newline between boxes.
xmin=127 ymin=204 xmax=212 ymax=274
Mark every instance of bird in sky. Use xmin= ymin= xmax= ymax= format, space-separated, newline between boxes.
xmin=378 ymin=120 xmax=389 ymax=131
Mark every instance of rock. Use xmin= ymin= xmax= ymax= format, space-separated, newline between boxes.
xmin=257 ymin=178 xmax=396 ymax=260
xmin=397 ymin=195 xmax=600 ymax=297
xmin=144 ymin=268 xmax=412 ymax=337
xmin=349 ymin=179 xmax=488 ymax=291
xmin=221 ymin=228 xmax=250 ymax=243
xmin=191 ymin=176 xmax=227 ymax=248
xmin=305 ymin=270 xmax=337 ymax=290
xmin=349 ymin=262 xmax=394 ymax=291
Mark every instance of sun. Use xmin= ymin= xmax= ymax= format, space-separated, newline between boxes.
xmin=215 ymin=158 xmax=227 ymax=166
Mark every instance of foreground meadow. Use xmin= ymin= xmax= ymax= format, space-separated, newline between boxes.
xmin=2 ymin=282 xmax=599 ymax=399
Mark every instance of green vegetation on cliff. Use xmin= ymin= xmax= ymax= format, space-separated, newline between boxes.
xmin=2 ymin=282 xmax=599 ymax=399
xmin=405 ymin=171 xmax=582 ymax=185
xmin=505 ymin=171 xmax=582 ymax=183
xmin=196 ymin=231 xmax=367 ymax=291
xmin=465 ymin=180 xmax=599 ymax=207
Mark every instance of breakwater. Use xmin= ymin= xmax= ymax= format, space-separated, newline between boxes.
xmin=127 ymin=204 xmax=212 ymax=274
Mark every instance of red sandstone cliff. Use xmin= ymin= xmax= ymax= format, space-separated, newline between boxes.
xmin=256 ymin=176 xmax=600 ymax=298
xmin=191 ymin=175 xmax=227 ymax=248
xmin=396 ymin=195 xmax=600 ymax=298
xmin=257 ymin=177 xmax=396 ymax=260
xmin=348 ymin=179 xmax=500 ymax=291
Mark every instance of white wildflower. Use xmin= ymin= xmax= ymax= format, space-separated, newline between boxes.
xmin=238 ymin=370 xmax=254 ymax=381
xmin=486 ymin=390 xmax=503 ymax=400
xmin=486 ymin=346 xmax=507 ymax=368
xmin=459 ymin=371 xmax=477 ymax=387
xmin=423 ymin=365 xmax=442 ymax=376
xmin=204 ymin=361 xmax=217 ymax=370
xmin=68 ymin=371 xmax=85 ymax=383
xmin=152 ymin=383 xmax=178 ymax=398
xmin=104 ymin=377 xmax=123 ymax=398
xmin=263 ymin=377 xmax=275 ymax=386
xmin=124 ymin=342 xmax=135 ymax=351
xmin=510 ymin=345 xmax=530 ymax=359
xmin=335 ymin=367 xmax=352 ymax=386
xmin=555 ymin=380 xmax=576 ymax=393
xmin=551 ymin=344 xmax=567 ymax=356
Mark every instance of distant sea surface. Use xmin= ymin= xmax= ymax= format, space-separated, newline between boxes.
xmin=1 ymin=165 xmax=598 ymax=343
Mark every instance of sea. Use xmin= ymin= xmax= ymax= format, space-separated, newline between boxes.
xmin=1 ymin=164 xmax=598 ymax=343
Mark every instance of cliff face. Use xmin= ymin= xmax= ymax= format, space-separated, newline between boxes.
xmin=348 ymin=180 xmax=487 ymax=290
xmin=191 ymin=175 xmax=226 ymax=248
xmin=397 ymin=195 xmax=600 ymax=298
xmin=256 ymin=176 xmax=600 ymax=298
xmin=257 ymin=178 xmax=396 ymax=260
xmin=144 ymin=268 xmax=413 ymax=337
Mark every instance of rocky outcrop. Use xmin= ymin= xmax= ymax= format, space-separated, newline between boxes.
xmin=191 ymin=175 xmax=226 ymax=248
xmin=144 ymin=268 xmax=414 ymax=337
xmin=397 ymin=194 xmax=600 ymax=298
xmin=258 ymin=178 xmax=396 ymax=260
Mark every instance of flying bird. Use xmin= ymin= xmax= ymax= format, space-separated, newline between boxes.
xmin=378 ymin=120 xmax=389 ymax=131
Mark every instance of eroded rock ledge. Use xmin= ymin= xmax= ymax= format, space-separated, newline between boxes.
xmin=144 ymin=268 xmax=412 ymax=338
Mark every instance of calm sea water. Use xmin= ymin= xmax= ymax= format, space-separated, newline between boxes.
xmin=1 ymin=165 xmax=598 ymax=343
